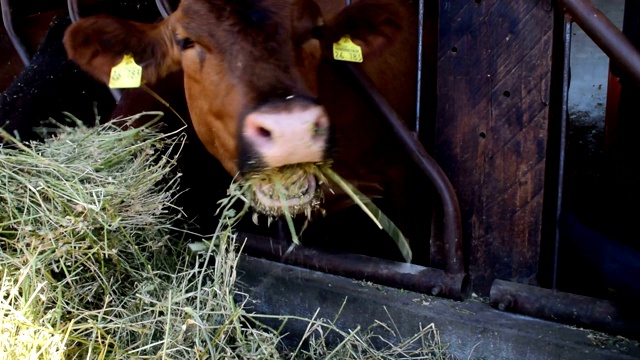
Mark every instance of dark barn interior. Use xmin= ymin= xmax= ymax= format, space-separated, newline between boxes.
xmin=2 ymin=0 xmax=640 ymax=358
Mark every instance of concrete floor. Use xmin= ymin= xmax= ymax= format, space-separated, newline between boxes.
xmin=238 ymin=256 xmax=640 ymax=360
xmin=568 ymin=0 xmax=625 ymax=125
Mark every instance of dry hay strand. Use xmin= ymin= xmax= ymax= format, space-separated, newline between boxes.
xmin=0 ymin=114 xmax=189 ymax=358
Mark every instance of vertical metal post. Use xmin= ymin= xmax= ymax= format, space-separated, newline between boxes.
xmin=551 ymin=16 xmax=572 ymax=289
xmin=415 ymin=0 xmax=424 ymax=137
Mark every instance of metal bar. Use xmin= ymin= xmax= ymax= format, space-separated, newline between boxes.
xmin=551 ymin=16 xmax=572 ymax=290
xmin=415 ymin=0 xmax=424 ymax=137
xmin=155 ymin=0 xmax=172 ymax=19
xmin=560 ymin=0 xmax=640 ymax=86
xmin=1 ymin=0 xmax=30 ymax=66
xmin=240 ymin=232 xmax=470 ymax=300
xmin=343 ymin=62 xmax=465 ymax=276
xmin=490 ymin=279 xmax=640 ymax=340
xmin=67 ymin=0 xmax=79 ymax=23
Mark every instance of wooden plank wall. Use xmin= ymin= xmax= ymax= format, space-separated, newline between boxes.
xmin=436 ymin=0 xmax=555 ymax=295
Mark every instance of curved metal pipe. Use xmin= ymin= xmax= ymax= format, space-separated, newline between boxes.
xmin=343 ymin=62 xmax=465 ymax=276
xmin=67 ymin=0 xmax=79 ymax=23
xmin=155 ymin=0 xmax=173 ymax=19
xmin=1 ymin=0 xmax=30 ymax=66
xmin=240 ymin=62 xmax=467 ymax=298
xmin=560 ymin=0 xmax=640 ymax=86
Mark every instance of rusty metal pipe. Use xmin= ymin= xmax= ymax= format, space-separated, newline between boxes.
xmin=560 ymin=0 xmax=640 ymax=86
xmin=240 ymin=232 xmax=470 ymax=300
xmin=343 ymin=63 xmax=465 ymax=276
xmin=240 ymin=62 xmax=467 ymax=298
xmin=1 ymin=0 xmax=30 ymax=66
xmin=490 ymin=279 xmax=640 ymax=339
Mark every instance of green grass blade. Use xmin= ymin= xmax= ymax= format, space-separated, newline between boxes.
xmin=274 ymin=181 xmax=301 ymax=245
xmin=320 ymin=167 xmax=412 ymax=263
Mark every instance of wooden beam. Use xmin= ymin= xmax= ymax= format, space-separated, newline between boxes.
xmin=435 ymin=0 xmax=554 ymax=294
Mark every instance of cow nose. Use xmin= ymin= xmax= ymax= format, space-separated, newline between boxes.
xmin=241 ymin=102 xmax=330 ymax=170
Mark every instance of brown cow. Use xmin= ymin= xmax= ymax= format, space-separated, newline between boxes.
xmin=62 ymin=0 xmax=431 ymax=262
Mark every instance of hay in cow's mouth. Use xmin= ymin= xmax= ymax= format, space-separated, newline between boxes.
xmin=242 ymin=163 xmax=326 ymax=219
xmin=230 ymin=162 xmax=412 ymax=263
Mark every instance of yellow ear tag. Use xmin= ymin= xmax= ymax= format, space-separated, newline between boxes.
xmin=108 ymin=54 xmax=142 ymax=89
xmin=333 ymin=35 xmax=363 ymax=63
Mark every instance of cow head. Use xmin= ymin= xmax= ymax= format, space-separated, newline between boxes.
xmin=63 ymin=0 xmax=406 ymax=214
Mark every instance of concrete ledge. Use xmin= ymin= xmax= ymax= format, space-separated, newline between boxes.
xmin=236 ymin=255 xmax=640 ymax=360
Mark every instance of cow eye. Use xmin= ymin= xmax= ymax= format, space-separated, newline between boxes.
xmin=178 ymin=37 xmax=195 ymax=50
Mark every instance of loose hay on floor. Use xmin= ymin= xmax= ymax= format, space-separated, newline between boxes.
xmin=0 ymin=114 xmax=450 ymax=359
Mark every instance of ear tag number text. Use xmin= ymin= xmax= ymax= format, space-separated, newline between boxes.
xmin=333 ymin=35 xmax=363 ymax=63
xmin=109 ymin=54 xmax=142 ymax=89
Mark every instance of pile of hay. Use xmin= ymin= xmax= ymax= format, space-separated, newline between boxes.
xmin=0 ymin=114 xmax=451 ymax=359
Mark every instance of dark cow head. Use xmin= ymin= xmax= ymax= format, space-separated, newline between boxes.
xmin=63 ymin=0 xmax=407 ymax=214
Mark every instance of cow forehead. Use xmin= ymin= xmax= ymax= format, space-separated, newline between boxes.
xmin=173 ymin=0 xmax=314 ymax=97
xmin=176 ymin=0 xmax=294 ymax=52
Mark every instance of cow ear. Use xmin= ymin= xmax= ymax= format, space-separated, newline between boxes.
xmin=327 ymin=0 xmax=405 ymax=59
xmin=63 ymin=15 xmax=181 ymax=86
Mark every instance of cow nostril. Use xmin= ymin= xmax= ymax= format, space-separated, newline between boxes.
xmin=255 ymin=126 xmax=272 ymax=139
xmin=312 ymin=116 xmax=329 ymax=137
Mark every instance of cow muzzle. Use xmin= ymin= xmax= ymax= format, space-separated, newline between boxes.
xmin=238 ymin=97 xmax=331 ymax=217
xmin=240 ymin=100 xmax=329 ymax=170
